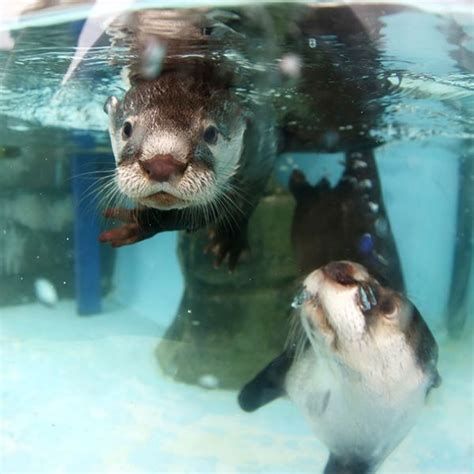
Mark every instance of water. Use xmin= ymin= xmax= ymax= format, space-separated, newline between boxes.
xmin=0 ymin=2 xmax=473 ymax=473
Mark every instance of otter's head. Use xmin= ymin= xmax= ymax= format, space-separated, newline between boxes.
xmin=104 ymin=73 xmax=246 ymax=210
xmin=293 ymin=261 xmax=435 ymax=372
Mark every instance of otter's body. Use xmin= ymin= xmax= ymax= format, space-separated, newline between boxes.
xmin=285 ymin=328 xmax=427 ymax=473
xmin=239 ymin=261 xmax=440 ymax=473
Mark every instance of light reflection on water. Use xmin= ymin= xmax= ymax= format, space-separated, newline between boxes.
xmin=0 ymin=4 xmax=472 ymax=139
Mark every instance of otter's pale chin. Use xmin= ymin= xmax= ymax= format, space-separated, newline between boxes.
xmin=139 ymin=191 xmax=187 ymax=210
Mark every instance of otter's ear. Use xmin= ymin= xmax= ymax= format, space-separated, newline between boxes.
xmin=104 ymin=96 xmax=120 ymax=116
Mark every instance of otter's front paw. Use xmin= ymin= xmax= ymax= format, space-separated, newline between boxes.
xmin=205 ymin=227 xmax=249 ymax=271
xmin=99 ymin=208 xmax=160 ymax=247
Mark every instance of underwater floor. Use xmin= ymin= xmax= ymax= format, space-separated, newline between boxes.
xmin=1 ymin=301 xmax=472 ymax=473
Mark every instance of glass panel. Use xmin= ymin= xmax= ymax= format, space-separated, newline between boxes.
xmin=1 ymin=2 xmax=472 ymax=473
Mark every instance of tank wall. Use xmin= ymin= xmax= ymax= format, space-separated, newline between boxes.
xmin=109 ymin=143 xmax=459 ymax=333
xmin=110 ymin=232 xmax=183 ymax=330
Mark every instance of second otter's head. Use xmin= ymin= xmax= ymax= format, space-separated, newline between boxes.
xmin=104 ymin=71 xmax=246 ymax=210
xmin=293 ymin=261 xmax=439 ymax=386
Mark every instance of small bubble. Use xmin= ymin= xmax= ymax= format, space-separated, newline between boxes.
xmin=373 ymin=251 xmax=389 ymax=266
xmin=34 ymin=278 xmax=58 ymax=307
xmin=198 ymin=374 xmax=219 ymax=389
xmin=342 ymin=176 xmax=357 ymax=186
xmin=375 ymin=217 xmax=389 ymax=237
xmin=368 ymin=201 xmax=379 ymax=213
xmin=352 ymin=160 xmax=368 ymax=169
xmin=358 ymin=285 xmax=377 ymax=312
xmin=308 ymin=38 xmax=317 ymax=48
xmin=279 ymin=53 xmax=302 ymax=78
xmin=140 ymin=37 xmax=165 ymax=80
xmin=358 ymin=179 xmax=372 ymax=190
xmin=187 ymin=309 xmax=192 ymax=314
xmin=291 ymin=289 xmax=310 ymax=309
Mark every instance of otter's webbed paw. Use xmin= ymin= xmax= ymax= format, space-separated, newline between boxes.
xmin=99 ymin=208 xmax=163 ymax=247
xmin=205 ymin=223 xmax=250 ymax=271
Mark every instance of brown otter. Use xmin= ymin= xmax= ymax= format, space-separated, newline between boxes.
xmin=98 ymin=8 xmax=277 ymax=268
xmin=99 ymin=61 xmax=276 ymax=268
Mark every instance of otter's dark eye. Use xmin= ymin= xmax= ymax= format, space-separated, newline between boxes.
xmin=203 ymin=125 xmax=218 ymax=145
xmin=201 ymin=26 xmax=214 ymax=36
xmin=122 ymin=121 xmax=133 ymax=139
xmin=380 ymin=298 xmax=396 ymax=317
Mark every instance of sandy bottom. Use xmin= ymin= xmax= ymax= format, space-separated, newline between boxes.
xmin=0 ymin=301 xmax=472 ymax=473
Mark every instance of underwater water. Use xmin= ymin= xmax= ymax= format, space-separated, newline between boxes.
xmin=0 ymin=1 xmax=473 ymax=473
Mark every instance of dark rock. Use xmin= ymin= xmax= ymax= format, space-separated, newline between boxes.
xmin=155 ymin=190 xmax=298 ymax=389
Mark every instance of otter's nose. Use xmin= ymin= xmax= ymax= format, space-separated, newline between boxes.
xmin=139 ymin=154 xmax=187 ymax=182
xmin=323 ymin=261 xmax=356 ymax=286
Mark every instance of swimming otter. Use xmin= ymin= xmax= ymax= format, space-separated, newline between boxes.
xmin=99 ymin=8 xmax=277 ymax=268
xmin=238 ymin=261 xmax=440 ymax=474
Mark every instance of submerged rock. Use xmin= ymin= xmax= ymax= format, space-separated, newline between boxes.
xmin=155 ymin=186 xmax=298 ymax=389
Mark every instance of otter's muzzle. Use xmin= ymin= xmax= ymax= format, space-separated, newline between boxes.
xmin=139 ymin=154 xmax=188 ymax=182
xmin=323 ymin=261 xmax=358 ymax=286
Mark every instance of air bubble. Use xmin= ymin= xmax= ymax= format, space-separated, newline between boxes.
xmin=198 ymin=374 xmax=219 ymax=389
xmin=353 ymin=160 xmax=368 ymax=169
xmin=368 ymin=201 xmax=379 ymax=213
xmin=358 ymin=179 xmax=372 ymax=190
xmin=358 ymin=285 xmax=376 ymax=312
xmin=279 ymin=53 xmax=302 ymax=78
xmin=34 ymin=278 xmax=58 ymax=307
xmin=375 ymin=217 xmax=389 ymax=237
xmin=291 ymin=289 xmax=311 ymax=309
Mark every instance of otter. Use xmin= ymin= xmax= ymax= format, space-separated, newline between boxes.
xmin=99 ymin=62 xmax=275 ymax=268
xmin=98 ymin=8 xmax=277 ymax=268
xmin=238 ymin=261 xmax=441 ymax=474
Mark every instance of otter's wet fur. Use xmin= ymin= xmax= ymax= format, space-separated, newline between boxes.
xmin=100 ymin=8 xmax=277 ymax=268
xmin=238 ymin=261 xmax=440 ymax=474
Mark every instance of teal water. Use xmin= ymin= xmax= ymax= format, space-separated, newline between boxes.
xmin=0 ymin=2 xmax=472 ymax=473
